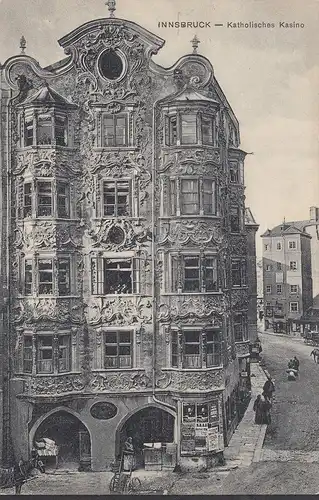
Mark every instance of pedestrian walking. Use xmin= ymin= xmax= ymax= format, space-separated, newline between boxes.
xmin=253 ymin=395 xmax=263 ymax=424
xmin=263 ymin=375 xmax=275 ymax=400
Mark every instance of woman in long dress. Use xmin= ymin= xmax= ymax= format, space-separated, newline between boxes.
xmin=253 ymin=395 xmax=263 ymax=424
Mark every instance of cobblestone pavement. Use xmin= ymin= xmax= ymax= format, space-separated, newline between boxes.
xmin=4 ymin=331 xmax=319 ymax=495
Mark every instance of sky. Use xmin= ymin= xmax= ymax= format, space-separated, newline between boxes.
xmin=0 ymin=0 xmax=318 ymax=257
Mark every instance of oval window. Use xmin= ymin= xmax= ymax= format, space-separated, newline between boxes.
xmin=108 ymin=226 xmax=125 ymax=245
xmin=98 ymin=49 xmax=123 ymax=80
xmin=90 ymin=402 xmax=118 ymax=420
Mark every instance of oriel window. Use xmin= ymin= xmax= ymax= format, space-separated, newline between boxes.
xmin=171 ymin=331 xmax=178 ymax=368
xmin=37 ymin=181 xmax=52 ymax=217
xmin=37 ymin=336 xmax=53 ymax=374
xmin=37 ymin=116 xmax=52 ymax=145
xmin=201 ymin=115 xmax=214 ymax=144
xmin=181 ymin=179 xmax=199 ymax=215
xmin=58 ymin=335 xmax=71 ymax=372
xmin=169 ymin=116 xmax=177 ymax=145
xmin=24 ymin=118 xmax=34 ymax=147
xmin=24 ymin=259 xmax=33 ymax=296
xmin=38 ymin=259 xmax=53 ymax=295
xmin=203 ymin=179 xmax=216 ymax=215
xmin=23 ymin=183 xmax=32 ymax=218
xmin=181 ymin=114 xmax=197 ymax=144
xmin=23 ymin=336 xmax=33 ymax=374
xmin=55 ymin=115 xmax=68 ymax=146
xmin=206 ymin=329 xmax=222 ymax=367
xmin=57 ymin=181 xmax=70 ymax=218
xmin=183 ymin=257 xmax=200 ymax=292
xmin=58 ymin=258 xmax=71 ymax=296
xmin=183 ymin=331 xmax=201 ymax=368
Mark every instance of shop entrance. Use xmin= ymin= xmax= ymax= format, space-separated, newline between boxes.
xmin=33 ymin=410 xmax=91 ymax=471
xmin=117 ymin=406 xmax=175 ymax=470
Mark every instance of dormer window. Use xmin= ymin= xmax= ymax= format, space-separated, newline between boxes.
xmin=166 ymin=112 xmax=215 ymax=146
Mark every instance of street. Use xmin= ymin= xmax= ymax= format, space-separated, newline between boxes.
xmin=4 ymin=331 xmax=319 ymax=495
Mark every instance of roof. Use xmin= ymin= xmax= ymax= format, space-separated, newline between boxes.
xmin=160 ymin=85 xmax=219 ymax=105
xmin=261 ymin=220 xmax=312 ymax=238
xmin=245 ymin=207 xmax=259 ymax=226
xmin=19 ymin=84 xmax=75 ymax=107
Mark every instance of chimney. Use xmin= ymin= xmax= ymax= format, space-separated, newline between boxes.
xmin=310 ymin=206 xmax=319 ymax=222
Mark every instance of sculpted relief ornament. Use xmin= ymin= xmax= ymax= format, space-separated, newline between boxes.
xmin=12 ymin=298 xmax=83 ymax=325
xmin=87 ymin=296 xmax=152 ymax=326
xmin=158 ymin=296 xmax=227 ymax=322
xmin=158 ymin=221 xmax=223 ymax=247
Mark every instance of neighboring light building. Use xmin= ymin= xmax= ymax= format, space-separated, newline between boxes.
xmin=261 ymin=219 xmax=313 ymax=334
xmin=0 ymin=6 xmax=257 ymax=471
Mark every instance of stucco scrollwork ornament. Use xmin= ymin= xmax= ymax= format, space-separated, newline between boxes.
xmin=88 ymin=219 xmax=151 ymax=250
xmin=155 ymin=370 xmax=172 ymax=390
xmin=165 ymin=369 xmax=224 ymax=392
xmin=158 ymin=296 xmax=225 ymax=322
xmin=23 ymin=222 xmax=56 ymax=249
xmin=159 ymin=148 xmax=221 ymax=174
xmin=159 ymin=221 xmax=223 ymax=247
xmin=12 ymin=298 xmax=83 ymax=325
xmin=174 ymin=56 xmax=213 ymax=88
xmin=87 ymin=296 xmax=152 ymax=326
xmin=15 ymin=150 xmax=56 ymax=176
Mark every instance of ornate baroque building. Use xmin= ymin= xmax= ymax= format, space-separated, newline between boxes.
xmin=0 ymin=5 xmax=258 ymax=471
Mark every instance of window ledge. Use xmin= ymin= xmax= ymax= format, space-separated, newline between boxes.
xmin=17 ymin=372 xmax=81 ymax=377
xmin=161 ymin=292 xmax=223 ymax=296
xmin=159 ymin=215 xmax=221 ymax=220
xmin=91 ymin=294 xmax=142 ymax=298
xmin=92 ymin=368 xmax=143 ymax=373
xmin=18 ymin=295 xmax=81 ymax=299
xmin=20 ymin=218 xmax=80 ymax=222
xmin=162 ymin=366 xmax=223 ymax=372
xmin=93 ymin=146 xmax=137 ymax=152
xmin=162 ymin=144 xmax=218 ymax=150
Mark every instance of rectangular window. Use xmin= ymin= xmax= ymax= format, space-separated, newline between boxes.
xmin=57 ymin=182 xmax=70 ymax=218
xmin=230 ymin=164 xmax=239 ymax=183
xmin=203 ymin=179 xmax=216 ymax=215
xmin=169 ymin=116 xmax=177 ymax=145
xmin=103 ymin=258 xmax=136 ymax=294
xmin=171 ymin=331 xmax=178 ymax=368
xmin=277 ymin=262 xmax=282 ymax=271
xmin=264 ymin=244 xmax=269 ymax=251
xmin=265 ymin=264 xmax=272 ymax=271
xmin=37 ymin=181 xmax=52 ymax=217
xmin=23 ymin=336 xmax=33 ymax=373
xmin=289 ymin=241 xmax=297 ymax=250
xmin=180 ymin=255 xmax=218 ymax=293
xmin=102 ymin=115 xmax=127 ymax=146
xmin=290 ymin=302 xmax=299 ymax=313
xmin=266 ymin=285 xmax=272 ymax=294
xmin=290 ymin=285 xmax=298 ymax=294
xmin=276 ymin=284 xmax=282 ymax=294
xmin=55 ymin=116 xmax=68 ymax=147
xmin=277 ymin=242 xmax=282 ymax=250
xmin=230 ymin=206 xmax=240 ymax=233
xmin=234 ymin=315 xmax=244 ymax=342
xmin=58 ymin=335 xmax=71 ymax=372
xmin=58 ymin=258 xmax=71 ymax=296
xmin=181 ymin=114 xmax=197 ymax=144
xmin=24 ymin=118 xmax=34 ymax=147
xmin=183 ymin=331 xmax=201 ymax=368
xmin=104 ymin=331 xmax=132 ymax=369
xmin=37 ymin=116 xmax=52 ymax=145
xmin=37 ymin=335 xmax=53 ymax=374
xmin=38 ymin=259 xmax=53 ymax=295
xmin=103 ymin=180 xmax=131 ymax=216
xmin=23 ymin=183 xmax=32 ymax=217
xmin=181 ymin=179 xmax=199 ymax=215
xmin=24 ymin=259 xmax=33 ymax=296
xmin=201 ymin=115 xmax=214 ymax=145
xmin=231 ymin=260 xmax=246 ymax=287
xmin=290 ymin=261 xmax=297 ymax=271
xmin=206 ymin=329 xmax=222 ymax=366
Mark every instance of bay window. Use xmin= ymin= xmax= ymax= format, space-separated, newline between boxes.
xmin=23 ymin=336 xmax=33 ymax=373
xmin=37 ymin=335 xmax=53 ymax=373
xmin=166 ymin=112 xmax=216 ymax=146
xmin=171 ymin=254 xmax=218 ymax=293
xmin=231 ymin=259 xmax=247 ymax=287
xmin=36 ymin=334 xmax=71 ymax=374
xmin=58 ymin=335 xmax=71 ymax=372
xmin=169 ymin=177 xmax=217 ymax=216
xmin=22 ymin=256 xmax=73 ymax=296
xmin=171 ymin=328 xmax=222 ymax=368
xmin=22 ymin=112 xmax=69 ymax=147
xmin=24 ymin=259 xmax=33 ymax=296
xmin=21 ymin=179 xmax=70 ymax=219
xmin=38 ymin=259 xmax=53 ymax=295
xmin=57 ymin=258 xmax=71 ymax=296
xmin=104 ymin=330 xmax=132 ymax=369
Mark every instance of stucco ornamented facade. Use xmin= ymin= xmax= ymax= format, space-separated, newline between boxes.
xmin=0 ymin=11 xmax=257 ymax=471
